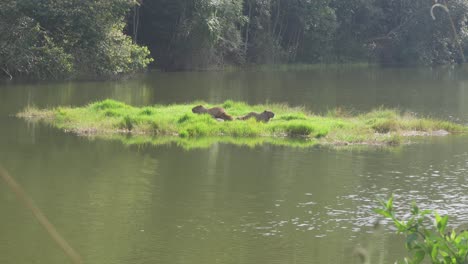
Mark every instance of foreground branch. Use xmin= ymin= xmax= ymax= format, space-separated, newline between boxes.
xmin=0 ymin=167 xmax=83 ymax=264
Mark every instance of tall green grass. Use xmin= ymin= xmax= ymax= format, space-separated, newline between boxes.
xmin=17 ymin=99 xmax=468 ymax=147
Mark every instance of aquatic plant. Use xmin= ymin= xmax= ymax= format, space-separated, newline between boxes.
xmin=375 ymin=196 xmax=468 ymax=264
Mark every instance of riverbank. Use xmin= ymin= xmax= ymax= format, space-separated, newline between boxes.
xmin=17 ymin=99 xmax=467 ymax=148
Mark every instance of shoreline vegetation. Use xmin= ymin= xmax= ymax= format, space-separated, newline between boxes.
xmin=3 ymin=0 xmax=468 ymax=81
xmin=17 ymin=99 xmax=467 ymax=149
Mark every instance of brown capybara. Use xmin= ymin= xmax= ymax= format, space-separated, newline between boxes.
xmin=237 ymin=110 xmax=275 ymax=122
xmin=192 ymin=105 xmax=234 ymax=121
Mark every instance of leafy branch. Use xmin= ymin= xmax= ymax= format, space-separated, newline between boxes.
xmin=375 ymin=195 xmax=468 ymax=264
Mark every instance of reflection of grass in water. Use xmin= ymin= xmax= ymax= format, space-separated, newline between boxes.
xmin=103 ymin=134 xmax=319 ymax=150
xmin=17 ymin=99 xmax=468 ymax=148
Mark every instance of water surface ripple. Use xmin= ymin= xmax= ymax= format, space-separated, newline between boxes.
xmin=1 ymin=66 xmax=468 ymax=264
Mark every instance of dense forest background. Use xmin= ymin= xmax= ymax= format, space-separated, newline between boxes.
xmin=2 ymin=0 xmax=468 ymax=79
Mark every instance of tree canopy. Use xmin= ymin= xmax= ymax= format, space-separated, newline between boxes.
xmin=1 ymin=0 xmax=467 ymax=79
xmin=0 ymin=0 xmax=152 ymax=80
xmin=130 ymin=0 xmax=468 ymax=70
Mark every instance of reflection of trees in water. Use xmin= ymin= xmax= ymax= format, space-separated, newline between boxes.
xmin=2 ymin=67 xmax=468 ymax=263
xmin=3 ymin=68 xmax=468 ymax=125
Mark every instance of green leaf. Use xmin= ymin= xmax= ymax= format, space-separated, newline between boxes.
xmin=458 ymin=248 xmax=467 ymax=257
xmin=440 ymin=216 xmax=448 ymax=234
xmin=411 ymin=202 xmax=419 ymax=215
xmin=373 ymin=197 xmax=465 ymax=264
xmin=420 ymin=209 xmax=432 ymax=215
xmin=435 ymin=212 xmax=441 ymax=224
xmin=450 ymin=230 xmax=456 ymax=241
xmin=374 ymin=208 xmax=392 ymax=218
xmin=435 ymin=212 xmax=448 ymax=234
xmin=395 ymin=221 xmax=406 ymax=232
xmin=406 ymin=233 xmax=418 ymax=249
xmin=412 ymin=250 xmax=425 ymax=263
xmin=386 ymin=195 xmax=394 ymax=210
xmin=431 ymin=245 xmax=439 ymax=261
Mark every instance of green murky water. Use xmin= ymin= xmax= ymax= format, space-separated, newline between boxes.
xmin=1 ymin=66 xmax=468 ymax=264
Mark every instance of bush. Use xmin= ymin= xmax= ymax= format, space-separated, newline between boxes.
xmin=0 ymin=0 xmax=152 ymax=80
xmin=80 ymin=24 xmax=153 ymax=78
xmin=376 ymin=196 xmax=468 ymax=264
xmin=0 ymin=10 xmax=73 ymax=79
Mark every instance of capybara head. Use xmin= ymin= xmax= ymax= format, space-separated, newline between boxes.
xmin=263 ymin=110 xmax=275 ymax=119
xmin=192 ymin=105 xmax=205 ymax=113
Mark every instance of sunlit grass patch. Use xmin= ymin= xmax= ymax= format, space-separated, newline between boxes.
xmin=90 ymin=99 xmax=130 ymax=111
xmin=277 ymin=113 xmax=308 ymax=121
xmin=17 ymin=99 xmax=468 ymax=148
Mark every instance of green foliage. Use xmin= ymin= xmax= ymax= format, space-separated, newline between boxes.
xmin=5 ymin=0 xmax=465 ymax=77
xmin=222 ymin=100 xmax=235 ymax=109
xmin=104 ymin=110 xmax=120 ymax=117
xmin=139 ymin=107 xmax=155 ymax=116
xmin=270 ymin=121 xmax=316 ymax=136
xmin=332 ymin=0 xmax=468 ymax=64
xmin=221 ymin=119 xmax=262 ymax=137
xmin=278 ymin=113 xmax=308 ymax=121
xmin=118 ymin=115 xmax=135 ymax=131
xmin=376 ymin=196 xmax=468 ymax=264
xmin=80 ymin=24 xmax=152 ymax=77
xmin=134 ymin=0 xmax=339 ymax=68
xmin=132 ymin=0 xmax=468 ymax=69
xmin=91 ymin=99 xmax=130 ymax=111
xmin=370 ymin=119 xmax=400 ymax=133
xmin=177 ymin=113 xmax=194 ymax=124
xmin=0 ymin=0 xmax=152 ymax=80
xmin=18 ymin=99 xmax=468 ymax=148
xmin=137 ymin=0 xmax=245 ymax=70
xmin=387 ymin=134 xmax=403 ymax=146
xmin=0 ymin=3 xmax=73 ymax=79
xmin=242 ymin=0 xmax=338 ymax=64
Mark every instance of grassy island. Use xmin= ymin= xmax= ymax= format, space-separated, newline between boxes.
xmin=18 ymin=99 xmax=467 ymax=149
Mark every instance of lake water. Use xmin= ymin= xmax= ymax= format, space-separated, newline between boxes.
xmin=1 ymin=66 xmax=468 ymax=264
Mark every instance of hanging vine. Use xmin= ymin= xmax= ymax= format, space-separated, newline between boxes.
xmin=431 ymin=0 xmax=465 ymax=63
